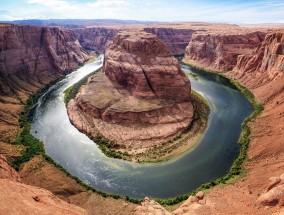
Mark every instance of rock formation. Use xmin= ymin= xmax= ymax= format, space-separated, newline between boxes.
xmin=257 ymin=173 xmax=284 ymax=206
xmin=184 ymin=30 xmax=267 ymax=71
xmin=68 ymin=30 xmax=193 ymax=150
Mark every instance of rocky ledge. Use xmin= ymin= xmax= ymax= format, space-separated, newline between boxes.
xmin=67 ymin=30 xmax=194 ymax=158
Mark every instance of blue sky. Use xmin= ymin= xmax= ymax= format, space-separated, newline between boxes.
xmin=0 ymin=0 xmax=284 ymax=23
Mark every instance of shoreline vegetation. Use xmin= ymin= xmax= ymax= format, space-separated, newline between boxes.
xmin=9 ymin=58 xmax=263 ymax=207
xmin=64 ymin=74 xmax=210 ymax=163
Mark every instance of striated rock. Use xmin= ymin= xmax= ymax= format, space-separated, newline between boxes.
xmin=74 ymin=27 xmax=118 ymax=52
xmin=0 ymin=154 xmax=21 ymax=182
xmin=0 ymin=24 xmax=89 ymax=96
xmin=68 ymin=30 xmax=193 ymax=150
xmin=144 ymin=28 xmax=195 ymax=55
xmin=103 ymin=30 xmax=191 ymax=101
xmin=184 ymin=30 xmax=267 ymax=71
xmin=0 ymin=179 xmax=86 ymax=215
xmin=233 ymin=32 xmax=284 ymax=88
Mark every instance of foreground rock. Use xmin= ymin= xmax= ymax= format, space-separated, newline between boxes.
xmin=0 ymin=154 xmax=21 ymax=182
xmin=257 ymin=173 xmax=284 ymax=206
xmin=68 ymin=30 xmax=194 ymax=153
xmin=0 ymin=155 xmax=86 ymax=215
xmin=0 ymin=179 xmax=86 ymax=215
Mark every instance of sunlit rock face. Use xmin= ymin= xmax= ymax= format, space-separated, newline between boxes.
xmin=0 ymin=24 xmax=89 ymax=96
xmin=184 ymin=30 xmax=267 ymax=71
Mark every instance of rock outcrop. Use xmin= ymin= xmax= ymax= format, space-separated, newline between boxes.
xmin=0 ymin=179 xmax=87 ymax=215
xmin=184 ymin=30 xmax=267 ymax=71
xmin=134 ymin=192 xmax=211 ymax=215
xmin=68 ymin=30 xmax=193 ymax=150
xmin=0 ymin=154 xmax=21 ymax=182
xmin=257 ymin=173 xmax=284 ymax=206
xmin=0 ymin=155 xmax=87 ymax=215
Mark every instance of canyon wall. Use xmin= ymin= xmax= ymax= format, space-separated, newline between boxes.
xmin=74 ymin=27 xmax=118 ymax=52
xmin=233 ymin=32 xmax=284 ymax=89
xmin=184 ymin=30 xmax=267 ymax=71
xmin=0 ymin=24 xmax=89 ymax=97
xmin=75 ymin=27 xmax=195 ymax=55
xmin=144 ymin=28 xmax=195 ymax=55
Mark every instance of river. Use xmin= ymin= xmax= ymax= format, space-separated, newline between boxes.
xmin=31 ymin=56 xmax=253 ymax=199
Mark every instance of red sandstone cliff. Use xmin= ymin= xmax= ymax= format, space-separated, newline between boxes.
xmin=74 ymin=27 xmax=118 ymax=52
xmin=184 ymin=30 xmax=267 ymax=71
xmin=233 ymin=31 xmax=284 ymax=88
xmin=0 ymin=24 xmax=89 ymax=97
xmin=144 ymin=28 xmax=195 ymax=55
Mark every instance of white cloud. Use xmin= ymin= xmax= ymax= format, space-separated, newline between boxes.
xmin=0 ymin=0 xmax=283 ymax=23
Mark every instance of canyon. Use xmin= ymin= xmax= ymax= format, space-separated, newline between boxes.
xmin=0 ymin=21 xmax=283 ymax=215
xmin=67 ymin=30 xmax=195 ymax=160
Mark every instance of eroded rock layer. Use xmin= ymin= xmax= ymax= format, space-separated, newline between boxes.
xmin=144 ymin=28 xmax=195 ymax=55
xmin=184 ymin=30 xmax=267 ymax=71
xmin=68 ymin=30 xmax=193 ymax=148
xmin=233 ymin=31 xmax=284 ymax=87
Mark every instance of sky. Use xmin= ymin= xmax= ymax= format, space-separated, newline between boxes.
xmin=0 ymin=0 xmax=284 ymax=24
